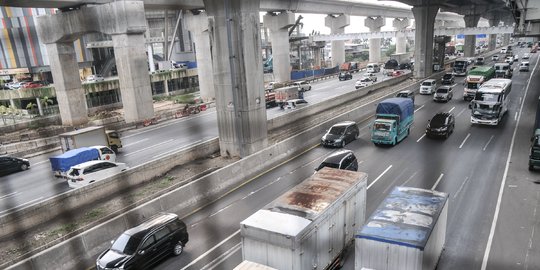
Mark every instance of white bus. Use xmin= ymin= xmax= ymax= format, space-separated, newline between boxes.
xmin=470 ymin=78 xmax=512 ymax=126
xmin=453 ymin=58 xmax=471 ymax=76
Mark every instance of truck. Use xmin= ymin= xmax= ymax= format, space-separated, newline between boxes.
xmin=463 ymin=66 xmax=495 ymax=100
xmin=371 ymin=98 xmax=414 ymax=146
xmin=339 ymin=62 xmax=359 ymax=73
xmin=382 ymin=59 xmax=399 ymax=76
xmin=265 ymin=90 xmax=277 ymax=108
xmin=529 ymin=96 xmax=540 ymax=170
xmin=274 ymin=86 xmax=299 ymax=107
xmin=240 ymin=167 xmax=367 ymax=270
xmin=49 ymin=146 xmax=117 ymax=177
xmin=356 ymin=186 xmax=448 ymax=270
xmin=59 ymin=126 xmax=122 ymax=153
xmin=452 ymin=58 xmax=470 ymax=76
xmin=494 ymin=62 xmax=513 ymax=78
xmin=234 ymin=261 xmax=277 ymax=270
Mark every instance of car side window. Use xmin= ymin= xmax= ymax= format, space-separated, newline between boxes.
xmin=140 ymin=235 xmax=156 ymax=250
xmin=154 ymin=227 xmax=171 ymax=241
xmin=101 ymin=162 xmax=117 ymax=169
xmin=84 ymin=164 xmax=100 ymax=174
xmin=101 ymin=147 xmax=114 ymax=154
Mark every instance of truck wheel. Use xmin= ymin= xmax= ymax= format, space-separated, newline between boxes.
xmin=392 ymin=138 xmax=397 ymax=146
xmin=111 ymin=145 xmax=119 ymax=154
xmin=20 ymin=164 xmax=28 ymax=171
xmin=341 ymin=141 xmax=346 ymax=148
xmin=529 ymin=165 xmax=534 ymax=171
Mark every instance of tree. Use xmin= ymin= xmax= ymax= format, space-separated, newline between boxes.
xmin=26 ymin=102 xmax=38 ymax=115
xmin=40 ymin=96 xmax=53 ymax=108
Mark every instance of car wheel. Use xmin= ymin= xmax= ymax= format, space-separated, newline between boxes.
xmin=173 ymin=242 xmax=184 ymax=256
xmin=341 ymin=140 xmax=346 ymax=148
xmin=20 ymin=164 xmax=28 ymax=171
xmin=308 ymin=86 xmax=312 ymax=91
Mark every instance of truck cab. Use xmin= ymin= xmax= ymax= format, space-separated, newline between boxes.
xmin=371 ymin=98 xmax=414 ymax=146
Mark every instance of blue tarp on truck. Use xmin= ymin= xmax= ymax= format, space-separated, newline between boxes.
xmin=375 ymin=97 xmax=414 ymax=121
xmin=49 ymin=147 xmax=99 ymax=173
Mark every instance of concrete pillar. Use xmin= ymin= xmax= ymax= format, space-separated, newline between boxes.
xmin=9 ymin=99 xmax=16 ymax=109
xmin=314 ymin=47 xmax=322 ymax=67
xmin=203 ymin=0 xmax=268 ymax=158
xmin=503 ymin=33 xmax=511 ymax=46
xmin=488 ymin=19 xmax=499 ymax=51
xmin=463 ymin=14 xmax=480 ymax=57
xmin=325 ymin=14 xmax=350 ymax=67
xmin=412 ymin=4 xmax=439 ymax=78
xmin=164 ymin=80 xmax=170 ymax=96
xmin=112 ymin=34 xmax=154 ymax=123
xmin=263 ymin=12 xmax=295 ymax=82
xmin=148 ymin=44 xmax=156 ymax=72
xmin=36 ymin=97 xmax=43 ymax=116
xmin=45 ymin=42 xmax=88 ymax=125
xmin=164 ymin=9 xmax=169 ymax=60
xmin=365 ymin=16 xmax=386 ymax=63
xmin=185 ymin=11 xmax=216 ymax=102
xmin=393 ymin=18 xmax=409 ymax=55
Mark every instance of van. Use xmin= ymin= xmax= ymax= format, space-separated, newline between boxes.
xmin=419 ymin=79 xmax=437 ymax=95
xmin=519 ymin=61 xmax=530 ymax=71
xmin=366 ymin=63 xmax=380 ymax=73
xmin=96 ymin=213 xmax=189 ymax=270
xmin=476 ymin=57 xmax=484 ymax=65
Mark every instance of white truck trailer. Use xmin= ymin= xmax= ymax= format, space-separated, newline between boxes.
xmin=234 ymin=261 xmax=277 ymax=270
xmin=58 ymin=126 xmax=122 ymax=153
xmin=240 ymin=167 xmax=368 ymax=270
xmin=355 ymin=186 xmax=448 ymax=270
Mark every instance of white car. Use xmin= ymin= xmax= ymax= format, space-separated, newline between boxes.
xmin=523 ymin=53 xmax=530 ymax=59
xmin=285 ymin=98 xmax=308 ymax=109
xmin=519 ymin=61 xmax=530 ymax=71
xmin=513 ymin=55 xmax=519 ymax=62
xmin=362 ymin=73 xmax=378 ymax=82
xmin=500 ymin=48 xmax=507 ymax=54
xmin=505 ymin=56 xmax=513 ymax=64
xmin=67 ymin=160 xmax=127 ymax=189
xmin=492 ymin=55 xmax=499 ymax=61
xmin=355 ymin=77 xmax=375 ymax=89
xmin=85 ymin=75 xmax=104 ymax=82
xmin=292 ymin=81 xmax=312 ymax=91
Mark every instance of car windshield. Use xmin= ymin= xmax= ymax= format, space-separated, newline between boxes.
xmin=111 ymin=233 xmax=141 ymax=255
xmin=421 ymin=82 xmax=432 ymax=86
xmin=329 ymin=126 xmax=346 ymax=135
xmin=436 ymin=88 xmax=448 ymax=93
xmin=69 ymin=168 xmax=80 ymax=176
xmin=443 ymin=74 xmax=452 ymax=79
xmin=467 ymin=83 xmax=479 ymax=89
xmin=374 ymin=122 xmax=391 ymax=131
xmin=318 ymin=162 xmax=340 ymax=170
xmin=397 ymin=93 xmax=409 ymax=98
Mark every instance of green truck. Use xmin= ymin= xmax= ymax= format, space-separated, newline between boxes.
xmin=463 ymin=66 xmax=495 ymax=101
xmin=529 ymin=96 xmax=540 ymax=170
xmin=371 ymin=98 xmax=414 ymax=146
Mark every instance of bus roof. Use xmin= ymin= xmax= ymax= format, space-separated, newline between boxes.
xmin=469 ymin=66 xmax=493 ymax=73
xmin=478 ymin=79 xmax=511 ymax=93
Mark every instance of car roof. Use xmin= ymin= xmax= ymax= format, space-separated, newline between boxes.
xmin=332 ymin=121 xmax=356 ymax=127
xmin=71 ymin=160 xmax=113 ymax=169
xmin=438 ymin=85 xmax=451 ymax=90
xmin=322 ymin=150 xmax=354 ymax=163
xmin=423 ymin=79 xmax=436 ymax=83
xmin=123 ymin=213 xmax=179 ymax=237
xmin=398 ymin=90 xmax=412 ymax=94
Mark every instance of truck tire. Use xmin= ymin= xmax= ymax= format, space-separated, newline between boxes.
xmin=341 ymin=141 xmax=346 ymax=148
xmin=529 ymin=165 xmax=534 ymax=171
xmin=111 ymin=145 xmax=119 ymax=154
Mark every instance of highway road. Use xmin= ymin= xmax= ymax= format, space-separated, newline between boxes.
xmin=0 ymin=69 xmax=392 ymax=213
xmin=133 ymin=47 xmax=539 ymax=270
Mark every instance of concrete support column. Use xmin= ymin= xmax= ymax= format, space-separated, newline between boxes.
xmin=185 ymin=12 xmax=215 ymax=102
xmin=503 ymin=33 xmax=511 ymax=46
xmin=365 ymin=16 xmax=386 ymax=63
xmin=314 ymin=47 xmax=322 ymax=67
xmin=325 ymin=14 xmax=350 ymax=67
xmin=36 ymin=97 xmax=43 ymax=116
xmin=412 ymin=4 xmax=438 ymax=78
xmin=463 ymin=14 xmax=480 ymax=57
xmin=203 ymin=0 xmax=268 ymax=158
xmin=263 ymin=12 xmax=295 ymax=82
xmin=393 ymin=18 xmax=409 ymax=55
xmin=164 ymin=80 xmax=170 ymax=96
xmin=9 ymin=99 xmax=16 ymax=109
xmin=488 ymin=19 xmax=499 ymax=51
xmin=112 ymin=34 xmax=154 ymax=123
xmin=147 ymin=44 xmax=155 ymax=72
xmin=45 ymin=42 xmax=88 ymax=125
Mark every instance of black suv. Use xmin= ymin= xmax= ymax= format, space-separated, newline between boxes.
xmin=321 ymin=121 xmax=359 ymax=148
xmin=441 ymin=73 xmax=455 ymax=85
xmin=96 ymin=213 xmax=189 ymax=270
xmin=0 ymin=156 xmax=30 ymax=176
xmin=426 ymin=112 xmax=455 ymax=138
xmin=338 ymin=71 xmax=352 ymax=81
xmin=316 ymin=150 xmax=358 ymax=172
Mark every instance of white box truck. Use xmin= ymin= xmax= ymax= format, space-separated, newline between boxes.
xmin=355 ymin=186 xmax=448 ymax=270
xmin=240 ymin=167 xmax=368 ymax=270
xmin=234 ymin=261 xmax=278 ymax=270
xmin=58 ymin=126 xmax=122 ymax=153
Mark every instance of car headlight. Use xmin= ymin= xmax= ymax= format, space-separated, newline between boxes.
xmin=335 ymin=139 xmax=342 ymax=142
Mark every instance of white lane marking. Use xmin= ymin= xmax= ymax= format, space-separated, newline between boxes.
xmin=0 ymin=196 xmax=43 ymax=216
xmin=519 ymin=97 xmax=522 ymax=105
xmin=524 ymin=195 xmax=537 ymax=269
xmin=431 ymin=173 xmax=444 ymax=190
xmin=483 ymin=135 xmax=495 ymax=151
xmin=414 ymin=104 xmax=425 ymax=113
xmin=456 ymin=108 xmax=467 ymax=117
xmin=449 ymin=106 xmax=455 ymax=113
xmin=481 ymin=47 xmax=540 ymax=270
xmin=459 ymin=133 xmax=471 ymax=149
xmin=453 ymin=176 xmax=470 ymax=199
xmin=180 ymin=230 xmax=240 ymax=270
xmin=367 ymin=165 xmax=392 ymax=190
xmin=0 ymin=192 xmax=18 ymax=200
xmin=201 ymin=243 xmax=241 ymax=270
xmin=123 ymin=139 xmax=174 ymax=157
xmin=417 ymin=134 xmax=426 ymax=143
xmin=123 ymin=138 xmax=149 ymax=148
xmin=515 ymin=111 xmax=519 ymax=121
xmin=402 ymin=171 xmax=418 ymax=186
xmin=32 ymin=160 xmax=49 ymax=166
xmin=151 ymin=140 xmax=202 ymax=159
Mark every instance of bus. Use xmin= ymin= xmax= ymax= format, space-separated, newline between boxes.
xmin=470 ymin=78 xmax=512 ymax=126
xmin=453 ymin=58 xmax=470 ymax=76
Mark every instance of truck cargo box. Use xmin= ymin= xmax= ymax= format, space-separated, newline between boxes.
xmin=376 ymin=98 xmax=414 ymax=121
xmin=355 ymin=186 xmax=448 ymax=270
xmin=49 ymin=147 xmax=100 ymax=173
xmin=241 ymin=167 xmax=367 ymax=270
xmin=234 ymin=261 xmax=277 ymax=270
xmin=58 ymin=126 xmax=108 ymax=152
xmin=274 ymin=86 xmax=299 ymax=103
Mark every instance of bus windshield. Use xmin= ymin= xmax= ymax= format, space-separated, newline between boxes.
xmin=475 ymin=92 xmax=501 ymax=103
xmin=473 ymin=103 xmax=500 ymax=116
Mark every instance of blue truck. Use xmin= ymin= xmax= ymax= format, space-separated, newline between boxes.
xmin=371 ymin=98 xmax=414 ymax=145
xmin=49 ymin=146 xmax=116 ymax=177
